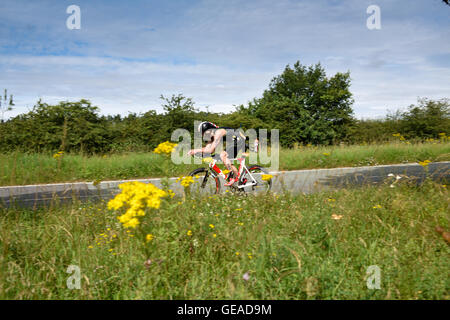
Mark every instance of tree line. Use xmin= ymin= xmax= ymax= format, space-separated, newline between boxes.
xmin=0 ymin=61 xmax=448 ymax=154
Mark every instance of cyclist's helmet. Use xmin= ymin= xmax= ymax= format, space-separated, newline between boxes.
xmin=198 ymin=121 xmax=218 ymax=137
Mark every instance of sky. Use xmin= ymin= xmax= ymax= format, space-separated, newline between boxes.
xmin=0 ymin=0 xmax=449 ymax=119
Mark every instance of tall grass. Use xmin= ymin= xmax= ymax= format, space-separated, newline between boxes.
xmin=280 ymin=142 xmax=450 ymax=170
xmin=0 ymin=142 xmax=449 ymax=186
xmin=0 ymin=181 xmax=448 ymax=299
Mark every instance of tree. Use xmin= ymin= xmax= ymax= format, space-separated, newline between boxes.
xmin=241 ymin=61 xmax=355 ymax=146
xmin=0 ymin=89 xmax=14 ymax=122
xmin=400 ymin=98 xmax=449 ymax=138
xmin=0 ymin=99 xmax=111 ymax=153
xmin=160 ymin=94 xmax=197 ymax=135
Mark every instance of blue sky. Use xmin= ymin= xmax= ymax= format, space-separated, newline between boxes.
xmin=0 ymin=0 xmax=449 ymax=119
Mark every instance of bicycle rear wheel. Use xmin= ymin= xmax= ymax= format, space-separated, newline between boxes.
xmin=189 ymin=168 xmax=221 ymax=195
xmin=238 ymin=165 xmax=272 ymax=194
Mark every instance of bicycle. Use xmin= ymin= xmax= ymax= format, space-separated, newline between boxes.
xmin=188 ymin=152 xmax=272 ymax=195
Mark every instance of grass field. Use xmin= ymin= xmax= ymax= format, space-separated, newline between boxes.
xmin=1 ymin=141 xmax=449 ymax=186
xmin=0 ymin=179 xmax=448 ymax=299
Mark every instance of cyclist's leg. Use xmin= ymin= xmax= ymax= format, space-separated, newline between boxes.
xmin=223 ymin=138 xmax=247 ymax=186
xmin=220 ymin=150 xmax=238 ymax=177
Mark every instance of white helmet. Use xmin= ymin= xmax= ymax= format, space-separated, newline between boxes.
xmin=197 ymin=121 xmax=218 ymax=136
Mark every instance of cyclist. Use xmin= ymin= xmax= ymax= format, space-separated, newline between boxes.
xmin=187 ymin=121 xmax=246 ymax=186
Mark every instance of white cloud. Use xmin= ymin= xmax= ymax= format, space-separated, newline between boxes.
xmin=1 ymin=55 xmax=275 ymax=117
xmin=0 ymin=0 xmax=449 ymax=119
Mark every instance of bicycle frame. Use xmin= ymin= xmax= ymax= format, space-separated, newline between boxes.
xmin=207 ymin=157 xmax=258 ymax=189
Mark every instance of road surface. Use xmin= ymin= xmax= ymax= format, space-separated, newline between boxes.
xmin=1 ymin=162 xmax=448 ymax=209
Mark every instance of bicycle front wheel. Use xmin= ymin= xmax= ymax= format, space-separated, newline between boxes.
xmin=189 ymin=168 xmax=221 ymax=195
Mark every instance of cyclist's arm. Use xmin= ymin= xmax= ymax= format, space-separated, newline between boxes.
xmin=202 ymin=129 xmax=225 ymax=154
xmin=188 ymin=129 xmax=225 ymax=155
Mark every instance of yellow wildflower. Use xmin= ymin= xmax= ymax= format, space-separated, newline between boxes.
xmin=123 ymin=218 xmax=139 ymax=228
xmin=153 ymin=141 xmax=177 ymax=155
xmin=261 ymin=174 xmax=273 ymax=181
xmin=179 ymin=176 xmax=195 ymax=187
xmin=145 ymin=234 xmax=154 ymax=242
xmin=202 ymin=157 xmax=213 ymax=163
xmin=419 ymin=160 xmax=431 ymax=167
xmin=52 ymin=151 xmax=64 ymax=159
xmin=107 ymin=181 xmax=167 ymax=228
